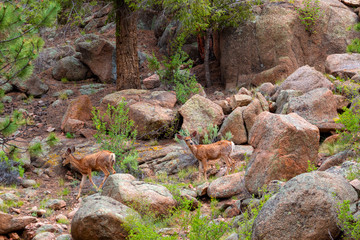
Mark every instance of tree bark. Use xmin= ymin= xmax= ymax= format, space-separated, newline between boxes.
xmin=204 ymin=28 xmax=212 ymax=87
xmin=115 ymin=0 xmax=140 ymax=90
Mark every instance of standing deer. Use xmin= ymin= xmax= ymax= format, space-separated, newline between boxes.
xmin=62 ymin=147 xmax=116 ymax=199
xmin=176 ymin=131 xmax=235 ymax=180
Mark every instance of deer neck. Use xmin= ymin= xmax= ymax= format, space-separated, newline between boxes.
xmin=186 ymin=142 xmax=198 ymax=156
xmin=68 ymin=155 xmax=87 ymax=173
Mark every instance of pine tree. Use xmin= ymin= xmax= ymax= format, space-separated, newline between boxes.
xmin=0 ymin=0 xmax=60 ymax=184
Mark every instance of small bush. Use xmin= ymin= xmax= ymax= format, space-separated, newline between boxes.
xmin=65 ymin=132 xmax=75 ymax=138
xmin=0 ymin=151 xmax=21 ymax=185
xmin=297 ymin=0 xmax=322 ymax=34
xmin=92 ymin=100 xmax=140 ymax=176
xmin=337 ymin=200 xmax=360 ymax=239
xmin=347 ymin=38 xmax=360 ymax=53
xmin=335 ymin=99 xmax=360 ymax=154
xmin=238 ymin=189 xmax=273 ymax=239
xmin=147 ymin=50 xmax=200 ymax=104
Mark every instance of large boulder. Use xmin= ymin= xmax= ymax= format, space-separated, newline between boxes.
xmin=207 ymin=172 xmax=247 ymax=199
xmin=0 ymin=212 xmax=37 ymax=234
xmin=252 ymin=171 xmax=358 ymax=240
xmin=128 ymin=102 xmax=177 ymax=139
xmin=71 ymin=195 xmax=139 ymax=240
xmin=12 ymin=75 xmax=49 ymax=97
xmin=286 ymin=88 xmax=341 ymax=132
xmin=101 ymin=174 xmax=177 ymax=217
xmin=101 ymin=89 xmax=177 ymax=109
xmin=325 ymin=53 xmax=360 ymax=79
xmin=220 ymin=0 xmax=357 ymax=89
xmin=275 ymin=89 xmax=303 ymax=114
xmin=218 ymin=107 xmax=247 ymax=144
xmin=245 ymin=112 xmax=319 ymax=195
xmin=33 ymin=45 xmax=76 ymax=73
xmin=273 ymin=65 xmax=333 ymax=98
xmin=75 ymin=34 xmax=115 ymax=83
xmin=243 ymin=99 xmax=263 ymax=140
xmin=52 ymin=56 xmax=91 ymax=81
xmin=179 ymin=94 xmax=224 ymax=138
xmin=61 ymin=95 xmax=93 ymax=133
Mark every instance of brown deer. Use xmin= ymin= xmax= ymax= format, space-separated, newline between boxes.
xmin=62 ymin=147 xmax=116 ymax=199
xmin=176 ymin=131 xmax=235 ymax=180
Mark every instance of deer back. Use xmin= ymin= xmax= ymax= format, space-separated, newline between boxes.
xmin=191 ymin=140 xmax=233 ymax=160
xmin=78 ymin=151 xmax=114 ymax=171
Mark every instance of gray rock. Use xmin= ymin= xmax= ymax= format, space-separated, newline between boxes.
xmin=75 ymin=34 xmax=115 ymax=83
xmin=252 ymin=171 xmax=358 ymax=240
xmin=52 ymin=56 xmax=91 ymax=81
xmin=101 ymin=174 xmax=176 ymax=217
xmin=207 ymin=172 xmax=246 ymax=199
xmin=71 ymin=195 xmax=139 ymax=240
xmin=325 ymin=53 xmax=360 ymax=79
xmin=21 ymin=179 xmax=37 ymax=188
xmin=13 ymin=75 xmax=49 ymax=97
xmin=45 ymin=199 xmax=66 ymax=210
xmin=33 ymin=232 xmax=56 ymax=240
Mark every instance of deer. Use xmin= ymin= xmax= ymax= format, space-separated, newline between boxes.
xmin=176 ymin=131 xmax=235 ymax=180
xmin=61 ymin=147 xmax=116 ymax=199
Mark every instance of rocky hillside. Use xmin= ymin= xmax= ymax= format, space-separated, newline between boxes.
xmin=2 ymin=0 xmax=360 ymax=240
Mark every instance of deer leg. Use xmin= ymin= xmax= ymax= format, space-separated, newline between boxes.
xmin=77 ymin=174 xmax=87 ymax=199
xmin=87 ymin=171 xmax=99 ymax=191
xmin=98 ymin=167 xmax=110 ymax=189
xmin=109 ymin=165 xmax=116 ymax=174
xmin=202 ymin=160 xmax=208 ymax=180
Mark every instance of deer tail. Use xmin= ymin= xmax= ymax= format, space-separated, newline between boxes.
xmin=110 ymin=153 xmax=116 ymax=166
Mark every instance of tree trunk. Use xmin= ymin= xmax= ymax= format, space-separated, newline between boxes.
xmin=115 ymin=0 xmax=140 ymax=90
xmin=204 ymin=28 xmax=212 ymax=87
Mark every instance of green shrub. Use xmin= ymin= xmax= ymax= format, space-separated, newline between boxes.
xmin=92 ymin=100 xmax=140 ymax=176
xmin=347 ymin=38 xmax=360 ymax=53
xmin=337 ymin=200 xmax=360 ymax=239
xmin=46 ymin=132 xmax=59 ymax=147
xmin=28 ymin=142 xmax=42 ymax=157
xmin=335 ymin=99 xmax=360 ymax=154
xmin=65 ymin=132 xmax=75 ymax=138
xmin=147 ymin=50 xmax=200 ymax=104
xmin=238 ymin=190 xmax=273 ymax=239
xmin=297 ymin=0 xmax=322 ymax=34
xmin=307 ymin=159 xmax=317 ymax=172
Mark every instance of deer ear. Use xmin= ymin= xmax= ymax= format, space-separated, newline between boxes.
xmin=71 ymin=146 xmax=75 ymax=153
xmin=66 ymin=148 xmax=72 ymax=154
xmin=176 ymin=134 xmax=182 ymax=140
xmin=191 ymin=131 xmax=197 ymax=137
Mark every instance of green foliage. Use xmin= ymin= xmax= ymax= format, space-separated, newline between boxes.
xmin=147 ymin=50 xmax=200 ymax=104
xmin=46 ymin=133 xmax=60 ymax=147
xmin=345 ymin=165 xmax=360 ymax=181
xmin=28 ymin=142 xmax=43 ymax=157
xmin=335 ymin=99 xmax=360 ymax=154
xmin=201 ymin=124 xmax=220 ymax=144
xmin=124 ymin=193 xmax=229 ymax=240
xmin=65 ymin=132 xmax=75 ymax=138
xmin=238 ymin=191 xmax=273 ymax=239
xmin=161 ymin=0 xmax=252 ymax=35
xmin=92 ymin=100 xmax=140 ymax=176
xmin=296 ymin=0 xmax=322 ymax=34
xmin=306 ymin=160 xmax=317 ymax=172
xmin=347 ymin=38 xmax=360 ymax=53
xmin=0 ymin=1 xmax=60 ymax=81
xmin=337 ymin=200 xmax=360 ymax=239
xmin=0 ymin=199 xmax=24 ymax=213
xmin=188 ymin=208 xmax=229 ymax=240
